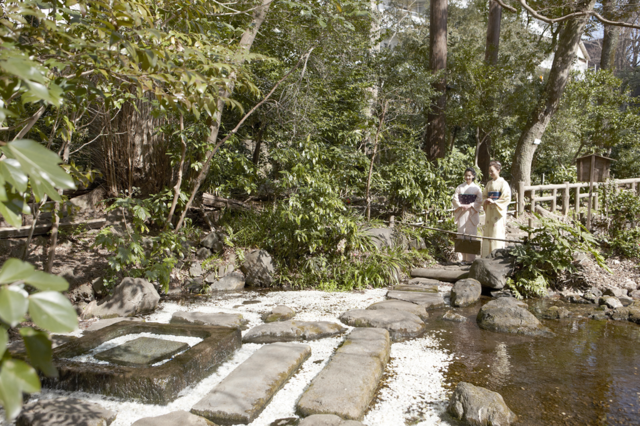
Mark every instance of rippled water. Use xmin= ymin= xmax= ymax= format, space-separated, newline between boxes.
xmin=431 ymin=298 xmax=640 ymax=425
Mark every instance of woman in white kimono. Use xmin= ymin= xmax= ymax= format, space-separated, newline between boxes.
xmin=482 ymin=161 xmax=511 ymax=257
xmin=452 ymin=167 xmax=483 ymax=262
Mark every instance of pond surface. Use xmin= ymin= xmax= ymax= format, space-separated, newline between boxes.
xmin=432 ymin=298 xmax=640 ymax=426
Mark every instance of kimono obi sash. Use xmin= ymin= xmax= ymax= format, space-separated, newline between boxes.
xmin=487 ymin=191 xmax=501 ymax=201
xmin=458 ymin=194 xmax=477 ymax=205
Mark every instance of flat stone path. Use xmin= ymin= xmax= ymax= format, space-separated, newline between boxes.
xmin=243 ymin=320 xmax=346 ymax=343
xmin=339 ymin=309 xmax=425 ymax=341
xmin=296 ymin=328 xmax=391 ymax=421
xmin=132 ymin=411 xmax=214 ymax=426
xmin=299 ymin=414 xmax=366 ymax=425
xmin=170 ymin=311 xmax=248 ymax=329
xmin=191 ymin=342 xmax=311 ymax=425
xmin=367 ymin=299 xmax=429 ymax=321
xmin=411 ymin=267 xmax=469 ymax=282
xmin=387 ymin=289 xmax=445 ymax=309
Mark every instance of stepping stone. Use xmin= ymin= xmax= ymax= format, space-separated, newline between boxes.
xmin=243 ymin=320 xmax=346 ymax=343
xmin=263 ymin=305 xmax=296 ymax=322
xmin=84 ymin=317 xmax=142 ymax=332
xmin=387 ymin=289 xmax=445 ymax=310
xmin=171 ymin=311 xmax=249 ymax=329
xmin=339 ymin=309 xmax=425 ymax=341
xmin=205 ymin=271 xmax=245 ymax=291
xmin=17 ymin=398 xmax=116 ymax=426
xmin=296 ymin=328 xmax=391 ymax=421
xmin=411 ymin=267 xmax=469 ymax=282
xmin=442 ymin=310 xmax=467 ymax=322
xmin=450 ymin=278 xmax=482 ymax=307
xmin=477 ymin=297 xmax=554 ymax=337
xmin=132 ymin=411 xmax=214 ymax=426
xmin=191 ymin=343 xmax=311 ymax=424
xmin=367 ymin=300 xmax=429 ymax=321
xmin=299 ymin=414 xmax=366 ymax=426
xmin=408 ymin=277 xmax=443 ymax=286
xmin=94 ymin=337 xmax=188 ymax=366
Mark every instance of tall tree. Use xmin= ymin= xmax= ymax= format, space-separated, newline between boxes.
xmin=424 ymin=0 xmax=448 ymax=160
xmin=510 ymin=0 xmax=597 ymax=186
xmin=601 ymin=0 xmax=619 ymax=70
xmin=477 ymin=0 xmax=503 ymax=181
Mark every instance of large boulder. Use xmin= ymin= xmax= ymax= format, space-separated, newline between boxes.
xmin=469 ymin=257 xmax=514 ymax=290
xmin=205 ymin=271 xmax=245 ymax=291
xmin=447 ymin=382 xmax=517 ymax=426
xmin=16 ymin=398 xmax=116 ymax=426
xmin=339 ymin=309 xmax=426 ymax=341
xmin=451 ymin=279 xmax=482 ymax=307
xmin=84 ymin=277 xmax=160 ymax=319
xmin=241 ymin=250 xmax=275 ymax=287
xmin=628 ymin=301 xmax=640 ymax=324
xmin=365 ymin=228 xmax=395 ymax=250
xmin=477 ymin=297 xmax=554 ymax=337
xmin=200 ymin=232 xmax=224 ymax=254
xmin=263 ymin=305 xmax=296 ymax=323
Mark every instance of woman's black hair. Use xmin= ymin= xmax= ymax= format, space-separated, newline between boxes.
xmin=489 ymin=160 xmax=502 ymax=171
xmin=464 ymin=167 xmax=476 ymax=181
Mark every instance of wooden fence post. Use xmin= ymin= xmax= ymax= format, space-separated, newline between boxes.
xmin=531 ymin=190 xmax=536 ymax=214
xmin=518 ymin=181 xmax=525 ymax=216
xmin=574 ymin=186 xmax=581 ymax=216
xmin=562 ymin=182 xmax=570 ymax=216
xmin=551 ymin=188 xmax=557 ymax=212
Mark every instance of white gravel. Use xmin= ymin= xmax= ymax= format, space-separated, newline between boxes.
xmin=26 ymin=289 xmax=455 ymax=426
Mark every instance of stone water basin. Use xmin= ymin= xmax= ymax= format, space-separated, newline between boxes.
xmin=44 ymin=322 xmax=241 ymax=404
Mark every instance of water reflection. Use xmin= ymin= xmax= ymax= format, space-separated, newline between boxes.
xmin=430 ymin=298 xmax=640 ymax=425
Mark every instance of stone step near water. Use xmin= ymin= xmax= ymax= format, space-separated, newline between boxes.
xmin=16 ymin=398 xmax=116 ymax=426
xmin=191 ymin=342 xmax=311 ymax=425
xmin=299 ymin=414 xmax=367 ymax=425
xmin=243 ymin=320 xmax=346 ymax=343
xmin=296 ymin=328 xmax=391 ymax=421
xmin=170 ymin=311 xmax=249 ymax=329
xmin=339 ymin=309 xmax=426 ymax=341
xmin=366 ymin=299 xmax=429 ymax=321
xmin=131 ymin=411 xmax=215 ymax=426
xmin=411 ymin=267 xmax=469 ymax=282
xmin=386 ymin=284 xmax=445 ymax=310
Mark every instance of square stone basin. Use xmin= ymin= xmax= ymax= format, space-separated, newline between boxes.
xmin=42 ymin=322 xmax=241 ymax=405
xmin=94 ymin=336 xmax=189 ymax=366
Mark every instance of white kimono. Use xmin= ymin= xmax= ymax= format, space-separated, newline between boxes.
xmin=452 ymin=182 xmax=483 ymax=262
xmin=482 ymin=177 xmax=511 ymax=257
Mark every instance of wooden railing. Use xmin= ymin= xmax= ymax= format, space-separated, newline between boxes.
xmin=516 ymin=178 xmax=640 ymax=217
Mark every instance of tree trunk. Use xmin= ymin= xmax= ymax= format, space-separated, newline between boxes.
xmin=510 ymin=0 xmax=596 ymax=186
xmin=424 ymin=0 xmax=448 ymax=161
xmin=600 ymin=0 xmax=619 ymax=70
xmin=252 ymin=121 xmax=267 ymax=165
xmin=175 ymin=0 xmax=272 ymax=230
xmin=477 ymin=0 xmax=502 ymax=182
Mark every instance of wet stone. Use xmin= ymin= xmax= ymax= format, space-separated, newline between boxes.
xmin=600 ymin=296 xmax=623 ymax=309
xmin=339 ymin=309 xmax=425 ymax=341
xmin=298 ymin=414 xmax=366 ymax=425
xmin=407 ymin=277 xmax=443 ymax=286
xmin=171 ymin=311 xmax=249 ymax=329
xmin=450 ymin=278 xmax=482 ymax=307
xmin=411 ymin=267 xmax=470 ymax=282
xmin=16 ymin=398 xmax=116 ymax=426
xmin=367 ymin=300 xmax=429 ymax=321
xmin=477 ymin=297 xmax=555 ymax=337
xmin=442 ymin=310 xmax=467 ymax=322
xmin=448 ymin=382 xmax=517 ymax=426
xmin=243 ymin=320 xmax=346 ymax=343
xmin=191 ymin=343 xmax=311 ymax=425
xmin=391 ymin=284 xmax=439 ymax=293
xmin=94 ymin=337 xmax=188 ymax=366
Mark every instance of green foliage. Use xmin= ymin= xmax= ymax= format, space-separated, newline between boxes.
xmin=94 ymin=191 xmax=196 ymax=292
xmin=598 ymin=182 xmax=640 ymax=259
xmin=0 ymin=141 xmax=77 ymax=420
xmin=508 ymin=215 xmax=608 ymax=298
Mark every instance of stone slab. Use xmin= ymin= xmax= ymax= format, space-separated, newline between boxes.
xmin=131 ymin=411 xmax=215 ymax=426
xmin=298 ymin=414 xmax=366 ymax=426
xmin=411 ymin=267 xmax=469 ymax=282
xmin=339 ymin=309 xmax=425 ymax=341
xmin=84 ymin=317 xmax=143 ymax=332
xmin=263 ymin=305 xmax=296 ymax=322
xmin=94 ymin=337 xmax=188 ymax=366
xmin=16 ymin=398 xmax=116 ymax=426
xmin=407 ymin=277 xmax=444 ymax=286
xmin=171 ymin=311 xmax=249 ymax=329
xmin=46 ymin=322 xmax=241 ymax=404
xmin=390 ymin=284 xmax=439 ymax=293
xmin=191 ymin=343 xmax=311 ymax=425
xmin=296 ymin=328 xmax=391 ymax=421
xmin=386 ymin=290 xmax=445 ymax=309
xmin=367 ymin=300 xmax=429 ymax=321
xmin=243 ymin=320 xmax=346 ymax=343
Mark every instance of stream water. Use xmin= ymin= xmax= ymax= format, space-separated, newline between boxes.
xmin=434 ymin=298 xmax=640 ymax=426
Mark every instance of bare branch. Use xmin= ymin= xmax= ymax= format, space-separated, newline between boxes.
xmin=12 ymin=105 xmax=46 ymax=141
